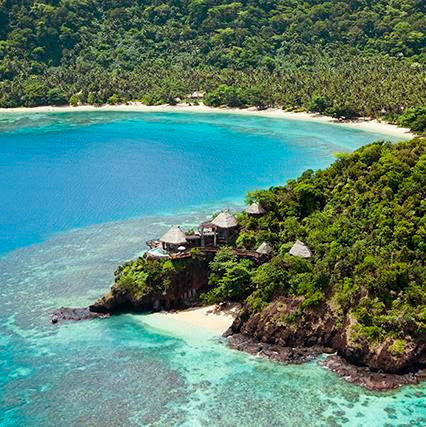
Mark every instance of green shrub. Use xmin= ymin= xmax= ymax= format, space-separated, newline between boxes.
xmin=325 ymin=104 xmax=358 ymax=119
xmin=201 ymin=248 xmax=253 ymax=304
xmin=308 ymin=95 xmax=329 ymax=113
xmin=236 ymin=231 xmax=257 ymax=249
xmin=107 ymin=94 xmax=120 ymax=105
xmin=397 ymin=107 xmax=426 ymax=133
xmin=69 ymin=94 xmax=80 ymax=106
xmin=388 ymin=339 xmax=406 ymax=356
xmin=204 ymin=85 xmax=249 ymax=108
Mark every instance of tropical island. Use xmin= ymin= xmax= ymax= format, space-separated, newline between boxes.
xmin=2 ymin=0 xmax=425 ymax=395
xmin=2 ymin=0 xmax=426 ymax=423
xmin=53 ymin=136 xmax=422 ymax=391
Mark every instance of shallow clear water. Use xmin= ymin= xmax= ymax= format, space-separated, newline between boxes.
xmin=0 ymin=112 xmax=423 ymax=426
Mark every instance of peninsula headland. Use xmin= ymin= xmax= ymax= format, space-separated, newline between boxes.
xmin=56 ymin=137 xmax=425 ymax=391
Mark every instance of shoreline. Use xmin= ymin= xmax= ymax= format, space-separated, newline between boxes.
xmin=226 ymin=333 xmax=424 ymax=392
xmin=144 ymin=304 xmax=425 ymax=391
xmin=144 ymin=304 xmax=237 ymax=335
xmin=0 ymin=102 xmax=414 ymax=139
xmin=53 ymin=304 xmax=424 ymax=392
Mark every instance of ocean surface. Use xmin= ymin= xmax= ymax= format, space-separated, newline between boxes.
xmin=0 ymin=111 xmax=424 ymax=426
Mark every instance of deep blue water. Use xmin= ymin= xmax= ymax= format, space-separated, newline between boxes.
xmin=0 ymin=111 xmax=402 ymax=254
xmin=1 ymin=111 xmax=424 ymax=426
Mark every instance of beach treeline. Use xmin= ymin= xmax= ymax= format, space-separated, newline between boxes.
xmin=0 ymin=0 xmax=424 ymax=129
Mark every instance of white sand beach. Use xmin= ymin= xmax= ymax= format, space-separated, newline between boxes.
xmin=0 ymin=102 xmax=414 ymax=139
xmin=145 ymin=304 xmax=237 ymax=336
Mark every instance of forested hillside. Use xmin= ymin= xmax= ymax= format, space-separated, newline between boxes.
xmin=0 ymin=0 xmax=425 ymax=124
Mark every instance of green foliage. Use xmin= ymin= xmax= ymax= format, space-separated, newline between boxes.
xmin=308 ymin=95 xmax=328 ymax=113
xmin=299 ymin=291 xmax=325 ymax=311
xmin=87 ymin=93 xmax=95 ymax=105
xmin=236 ymin=138 xmax=426 ymax=343
xmin=325 ymin=104 xmax=359 ymax=120
xmin=0 ymin=0 xmax=424 ymax=115
xmin=204 ymin=85 xmax=248 ymax=108
xmin=190 ymin=247 xmax=206 ymax=262
xmin=353 ymin=324 xmax=387 ymax=343
xmin=337 ymin=278 xmax=360 ymax=310
xmin=397 ymin=107 xmax=426 ymax=133
xmin=201 ymin=248 xmax=253 ymax=304
xmin=235 ymin=231 xmax=256 ymax=250
xmin=114 ymin=256 xmax=183 ymax=300
xmin=69 ymin=94 xmax=80 ymax=107
xmin=247 ymin=258 xmax=289 ymax=313
xmin=388 ymin=339 xmax=407 ymax=356
xmin=107 ymin=94 xmax=120 ymax=105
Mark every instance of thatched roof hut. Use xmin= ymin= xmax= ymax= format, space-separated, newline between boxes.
xmin=246 ymin=202 xmax=266 ymax=215
xmin=211 ymin=211 xmax=238 ymax=228
xmin=160 ymin=226 xmax=187 ymax=245
xmin=191 ymin=91 xmax=205 ymax=99
xmin=289 ymin=240 xmax=312 ymax=258
xmin=256 ymin=241 xmax=273 ymax=255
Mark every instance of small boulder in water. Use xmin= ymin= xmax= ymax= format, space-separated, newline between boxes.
xmin=51 ymin=307 xmax=110 ymax=323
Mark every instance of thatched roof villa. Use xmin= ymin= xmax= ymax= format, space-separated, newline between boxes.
xmin=211 ymin=210 xmax=239 ymax=228
xmin=147 ymin=210 xmax=245 ymax=258
xmin=256 ymin=241 xmax=273 ymax=256
xmin=289 ymin=240 xmax=312 ymax=258
xmin=160 ymin=226 xmax=187 ymax=252
xmin=246 ymin=202 xmax=266 ymax=215
xmin=201 ymin=210 xmax=239 ymax=246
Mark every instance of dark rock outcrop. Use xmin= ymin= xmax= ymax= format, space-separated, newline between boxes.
xmin=226 ymin=296 xmax=425 ymax=390
xmin=233 ymin=298 xmax=337 ymax=348
xmin=89 ymin=287 xmax=130 ymax=314
xmin=226 ymin=333 xmax=332 ymax=364
xmin=321 ymin=355 xmax=423 ymax=391
xmin=90 ymin=257 xmax=211 ymax=314
xmin=51 ymin=307 xmax=109 ymax=323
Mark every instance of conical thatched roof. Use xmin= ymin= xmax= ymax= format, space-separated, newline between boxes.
xmin=289 ymin=240 xmax=312 ymax=258
xmin=246 ymin=202 xmax=266 ymax=215
xmin=211 ymin=211 xmax=238 ymax=228
xmin=190 ymin=90 xmax=205 ymax=99
xmin=160 ymin=226 xmax=187 ymax=245
xmin=256 ymin=241 xmax=273 ymax=255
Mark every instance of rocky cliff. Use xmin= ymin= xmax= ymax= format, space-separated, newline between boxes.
xmin=225 ymin=297 xmax=425 ymax=390
xmin=90 ymin=254 xmax=212 ymax=314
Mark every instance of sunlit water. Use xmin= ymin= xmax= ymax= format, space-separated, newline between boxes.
xmin=0 ymin=112 xmax=423 ymax=426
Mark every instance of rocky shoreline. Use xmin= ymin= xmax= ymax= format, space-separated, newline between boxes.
xmin=221 ymin=299 xmax=425 ymax=391
xmin=223 ymin=332 xmax=424 ymax=391
xmin=224 ymin=332 xmax=331 ymax=364
xmin=51 ymin=303 xmax=424 ymax=391
xmin=51 ymin=307 xmax=109 ymax=323
xmin=321 ymin=354 xmax=425 ymax=391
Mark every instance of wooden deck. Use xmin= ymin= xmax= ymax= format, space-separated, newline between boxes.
xmin=200 ymin=246 xmax=261 ymax=259
xmin=169 ymin=252 xmax=193 ymax=260
xmin=169 ymin=246 xmax=262 ymax=261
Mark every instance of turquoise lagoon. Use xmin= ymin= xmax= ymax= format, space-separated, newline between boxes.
xmin=0 ymin=111 xmax=424 ymax=426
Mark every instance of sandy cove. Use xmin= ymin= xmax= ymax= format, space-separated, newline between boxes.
xmin=0 ymin=103 xmax=414 ymax=139
xmin=52 ymin=304 xmax=237 ymax=335
xmin=146 ymin=304 xmax=238 ymax=335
